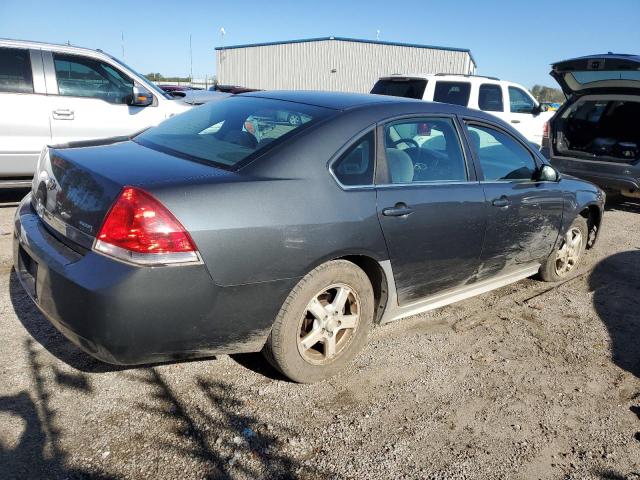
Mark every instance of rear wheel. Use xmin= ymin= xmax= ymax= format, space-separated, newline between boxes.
xmin=539 ymin=216 xmax=588 ymax=282
xmin=263 ymin=260 xmax=374 ymax=383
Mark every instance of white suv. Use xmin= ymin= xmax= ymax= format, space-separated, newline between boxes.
xmin=371 ymin=73 xmax=553 ymax=147
xmin=0 ymin=39 xmax=193 ymax=187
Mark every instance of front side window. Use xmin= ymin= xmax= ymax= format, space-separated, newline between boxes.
xmin=53 ymin=54 xmax=133 ymax=104
xmin=135 ymin=96 xmax=332 ymax=170
xmin=0 ymin=48 xmax=33 ymax=93
xmin=332 ymin=131 xmax=375 ymax=186
xmin=466 ymin=124 xmax=536 ymax=181
xmin=478 ymin=84 xmax=504 ymax=112
xmin=433 ymin=81 xmax=471 ymax=106
xmin=384 ymin=118 xmax=467 ymax=183
xmin=508 ymin=86 xmax=535 ymax=114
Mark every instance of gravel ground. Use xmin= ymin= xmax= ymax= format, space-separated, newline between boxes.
xmin=0 ymin=189 xmax=639 ymax=480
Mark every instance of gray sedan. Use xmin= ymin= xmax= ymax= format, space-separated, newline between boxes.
xmin=14 ymin=91 xmax=604 ymax=382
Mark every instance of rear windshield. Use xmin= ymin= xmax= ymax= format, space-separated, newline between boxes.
xmin=371 ymin=79 xmax=427 ymax=99
xmin=433 ymin=81 xmax=471 ymax=106
xmin=571 ymin=70 xmax=640 ymax=85
xmin=135 ymin=96 xmax=332 ymax=170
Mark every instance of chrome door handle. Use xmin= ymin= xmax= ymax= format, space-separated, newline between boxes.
xmin=52 ymin=109 xmax=74 ymax=120
xmin=510 ymin=119 xmax=521 ymax=124
xmin=382 ymin=203 xmax=414 ymax=217
xmin=492 ymin=197 xmax=511 ymax=208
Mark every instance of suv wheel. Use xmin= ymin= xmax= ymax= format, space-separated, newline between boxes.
xmin=539 ymin=216 xmax=588 ymax=282
xmin=263 ymin=260 xmax=374 ymax=383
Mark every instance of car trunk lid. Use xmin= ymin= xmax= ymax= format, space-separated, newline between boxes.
xmin=32 ymin=139 xmax=235 ymax=249
xmin=550 ymin=54 xmax=640 ymax=96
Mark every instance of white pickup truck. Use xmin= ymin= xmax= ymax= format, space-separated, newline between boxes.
xmin=0 ymin=39 xmax=194 ymax=187
xmin=371 ymin=73 xmax=554 ymax=148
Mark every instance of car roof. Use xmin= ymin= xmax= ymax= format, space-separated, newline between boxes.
xmin=0 ymin=37 xmax=111 ymax=57
xmin=240 ymin=90 xmax=420 ymax=110
xmin=552 ymin=53 xmax=640 ymax=66
xmin=236 ymin=90 xmax=507 ymax=124
xmin=379 ymin=73 xmax=502 ymax=82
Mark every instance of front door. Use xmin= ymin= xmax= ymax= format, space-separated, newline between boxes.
xmin=505 ymin=85 xmax=548 ymax=146
xmin=46 ymin=52 xmax=162 ymax=144
xmin=376 ymin=117 xmax=487 ymax=305
xmin=463 ymin=122 xmax=564 ymax=278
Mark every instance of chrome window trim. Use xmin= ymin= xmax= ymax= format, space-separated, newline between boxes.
xmin=327 ymin=124 xmax=377 ymax=191
xmin=376 ymin=180 xmax=480 ymax=188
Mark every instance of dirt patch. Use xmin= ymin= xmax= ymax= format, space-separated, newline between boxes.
xmin=1 ymin=191 xmax=639 ymax=479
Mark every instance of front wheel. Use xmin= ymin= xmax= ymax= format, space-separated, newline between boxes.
xmin=539 ymin=216 xmax=588 ymax=282
xmin=262 ymin=260 xmax=374 ymax=383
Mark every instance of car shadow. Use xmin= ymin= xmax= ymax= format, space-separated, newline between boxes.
xmin=589 ymin=250 xmax=640 ymax=378
xmin=604 ymin=196 xmax=640 ymax=214
xmin=229 ymin=352 xmax=289 ymax=382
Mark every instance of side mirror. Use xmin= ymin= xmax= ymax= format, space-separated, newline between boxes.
xmin=129 ymin=84 xmax=153 ymax=107
xmin=531 ymin=104 xmax=545 ymax=115
xmin=538 ymin=164 xmax=560 ymax=182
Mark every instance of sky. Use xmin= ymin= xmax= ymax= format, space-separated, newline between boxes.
xmin=1 ymin=0 xmax=638 ymax=88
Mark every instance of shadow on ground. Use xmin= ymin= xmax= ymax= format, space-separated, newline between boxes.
xmin=604 ymin=197 xmax=640 ymax=214
xmin=1 ymin=340 xmax=320 ymax=479
xmin=0 ymin=338 xmax=117 ymax=479
xmin=589 ymin=250 xmax=640 ymax=378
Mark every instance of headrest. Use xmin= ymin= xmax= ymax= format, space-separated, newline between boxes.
xmin=385 ymin=148 xmax=414 ymax=183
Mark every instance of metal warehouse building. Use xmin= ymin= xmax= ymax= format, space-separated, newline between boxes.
xmin=215 ymin=36 xmax=476 ymax=93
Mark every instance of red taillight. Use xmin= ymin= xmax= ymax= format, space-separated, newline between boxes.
xmin=543 ymin=121 xmax=550 ymax=139
xmin=94 ymin=186 xmax=198 ymax=265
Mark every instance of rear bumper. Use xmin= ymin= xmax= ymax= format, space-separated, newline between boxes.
xmin=550 ymin=156 xmax=640 ymax=192
xmin=13 ymin=195 xmax=295 ymax=365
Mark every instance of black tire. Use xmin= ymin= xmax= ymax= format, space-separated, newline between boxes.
xmin=262 ymin=260 xmax=374 ymax=383
xmin=539 ymin=215 xmax=588 ymax=282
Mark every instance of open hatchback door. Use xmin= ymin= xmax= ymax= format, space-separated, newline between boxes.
xmin=551 ymin=54 xmax=640 ymax=96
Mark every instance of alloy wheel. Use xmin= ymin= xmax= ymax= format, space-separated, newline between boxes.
xmin=297 ymin=283 xmax=360 ymax=365
xmin=554 ymin=227 xmax=583 ymax=276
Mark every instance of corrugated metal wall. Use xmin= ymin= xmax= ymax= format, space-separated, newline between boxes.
xmin=216 ymin=39 xmax=475 ymax=93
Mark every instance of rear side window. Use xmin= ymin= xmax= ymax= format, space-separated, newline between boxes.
xmin=53 ymin=54 xmax=133 ymax=104
xmin=384 ymin=118 xmax=467 ymax=183
xmin=433 ymin=81 xmax=471 ymax=106
xmin=466 ymin=124 xmax=536 ymax=181
xmin=508 ymin=86 xmax=536 ymax=114
xmin=478 ymin=84 xmax=503 ymax=112
xmin=136 ymin=96 xmax=332 ymax=170
xmin=0 ymin=48 xmax=33 ymax=93
xmin=370 ymin=79 xmax=427 ymax=99
xmin=332 ymin=131 xmax=375 ymax=186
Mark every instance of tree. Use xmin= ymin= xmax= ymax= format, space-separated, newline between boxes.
xmin=530 ymin=84 xmax=565 ymax=103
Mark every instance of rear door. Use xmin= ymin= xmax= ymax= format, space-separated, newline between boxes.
xmin=432 ymin=80 xmax=472 ymax=107
xmin=463 ymin=120 xmax=563 ymax=277
xmin=375 ymin=116 xmax=487 ymax=304
xmin=45 ymin=51 xmax=164 ymax=145
xmin=0 ymin=47 xmax=51 ymax=177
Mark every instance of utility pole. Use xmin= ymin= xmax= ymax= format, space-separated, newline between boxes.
xmin=189 ymin=34 xmax=193 ymax=84
xmin=121 ymin=31 xmax=124 ymax=58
